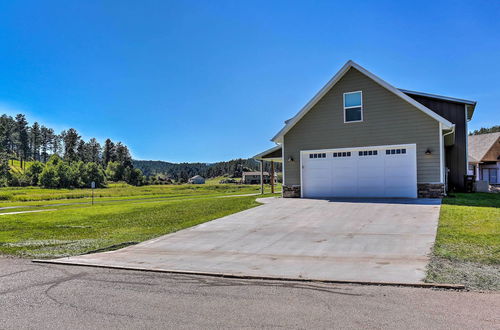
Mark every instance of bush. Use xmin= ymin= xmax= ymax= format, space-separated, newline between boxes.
xmin=84 ymin=162 xmax=106 ymax=188
xmin=39 ymin=166 xmax=59 ymax=188
xmin=26 ymin=161 xmax=45 ymax=185
xmin=8 ymin=172 xmax=31 ymax=187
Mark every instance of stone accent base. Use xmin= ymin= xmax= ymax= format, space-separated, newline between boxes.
xmin=418 ymin=183 xmax=445 ymax=198
xmin=283 ymin=185 xmax=301 ymax=198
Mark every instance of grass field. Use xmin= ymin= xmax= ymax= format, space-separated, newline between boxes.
xmin=0 ymin=181 xmax=281 ymax=206
xmin=0 ymin=183 xmax=277 ymax=258
xmin=8 ymin=159 xmax=31 ymax=174
xmin=426 ymin=193 xmax=500 ymax=290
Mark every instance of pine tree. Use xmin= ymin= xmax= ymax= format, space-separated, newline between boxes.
xmin=30 ymin=122 xmax=41 ymax=161
xmin=103 ymin=138 xmax=115 ymax=165
xmin=40 ymin=126 xmax=54 ymax=162
xmin=14 ymin=114 xmax=29 ymax=169
xmin=62 ymin=128 xmax=81 ymax=162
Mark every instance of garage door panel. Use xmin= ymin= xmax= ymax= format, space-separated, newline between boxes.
xmin=302 ymin=144 xmax=417 ymax=198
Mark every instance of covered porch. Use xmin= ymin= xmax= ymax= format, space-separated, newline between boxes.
xmin=253 ymin=145 xmax=282 ymax=194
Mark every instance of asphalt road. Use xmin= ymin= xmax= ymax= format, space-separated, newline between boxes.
xmin=1 ymin=257 xmax=498 ymax=329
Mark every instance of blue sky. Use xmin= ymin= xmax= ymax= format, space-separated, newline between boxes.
xmin=0 ymin=1 xmax=498 ymax=162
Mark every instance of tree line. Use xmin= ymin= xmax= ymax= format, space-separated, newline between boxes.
xmin=0 ymin=113 xmax=145 ymax=188
xmin=469 ymin=125 xmax=500 ymax=136
xmin=133 ymin=158 xmax=282 ymax=183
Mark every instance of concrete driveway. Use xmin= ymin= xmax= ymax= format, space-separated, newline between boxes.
xmin=45 ymin=197 xmax=441 ymax=284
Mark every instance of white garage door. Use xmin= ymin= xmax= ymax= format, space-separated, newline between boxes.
xmin=301 ymin=144 xmax=417 ymax=198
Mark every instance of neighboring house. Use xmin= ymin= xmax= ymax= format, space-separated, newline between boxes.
xmin=468 ymin=132 xmax=500 ymax=184
xmin=242 ymin=171 xmax=275 ymax=184
xmin=188 ymin=175 xmax=205 ymax=184
xmin=255 ymin=60 xmax=476 ymax=198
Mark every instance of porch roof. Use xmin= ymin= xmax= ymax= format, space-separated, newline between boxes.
xmin=253 ymin=145 xmax=282 ymax=162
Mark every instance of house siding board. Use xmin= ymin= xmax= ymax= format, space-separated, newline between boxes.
xmin=406 ymin=94 xmax=467 ymax=190
xmin=283 ymin=67 xmax=441 ymax=186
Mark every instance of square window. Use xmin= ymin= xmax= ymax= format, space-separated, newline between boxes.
xmin=386 ymin=150 xmax=390 ymax=155
xmin=396 ymin=149 xmax=401 ymax=154
xmin=309 ymin=154 xmax=313 ymax=158
xmin=359 ymin=151 xmax=363 ymax=156
xmin=313 ymin=154 xmax=317 ymax=158
xmin=402 ymin=149 xmax=406 ymax=154
xmin=322 ymin=153 xmax=326 ymax=158
xmin=342 ymin=152 xmax=347 ymax=157
xmin=374 ymin=150 xmax=378 ymax=155
xmin=347 ymin=152 xmax=351 ymax=157
xmin=333 ymin=153 xmax=337 ymax=157
xmin=391 ymin=149 xmax=396 ymax=154
xmin=368 ymin=150 xmax=372 ymax=155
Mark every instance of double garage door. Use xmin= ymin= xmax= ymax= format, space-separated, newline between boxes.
xmin=301 ymin=144 xmax=417 ymax=198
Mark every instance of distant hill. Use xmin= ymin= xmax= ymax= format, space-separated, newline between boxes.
xmin=133 ymin=158 xmax=281 ymax=182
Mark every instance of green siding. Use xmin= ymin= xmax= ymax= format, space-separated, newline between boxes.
xmin=283 ymin=68 xmax=441 ymax=186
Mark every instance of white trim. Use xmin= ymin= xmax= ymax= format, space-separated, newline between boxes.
xmin=439 ymin=122 xmax=444 ymax=183
xmin=299 ymin=148 xmax=303 ymax=198
xmin=464 ymin=105 xmax=469 ymax=175
xmin=343 ymin=91 xmax=363 ymax=123
xmin=271 ymin=60 xmax=454 ymax=142
xmin=281 ymin=143 xmax=285 ymax=193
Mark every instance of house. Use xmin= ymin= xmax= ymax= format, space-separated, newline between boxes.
xmin=188 ymin=175 xmax=205 ymax=184
xmin=254 ymin=60 xmax=476 ymax=198
xmin=242 ymin=171 xmax=275 ymax=184
xmin=468 ymin=132 xmax=499 ymax=184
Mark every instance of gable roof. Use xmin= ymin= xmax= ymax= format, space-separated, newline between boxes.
xmin=468 ymin=132 xmax=500 ymax=162
xmin=271 ymin=60 xmax=454 ymax=143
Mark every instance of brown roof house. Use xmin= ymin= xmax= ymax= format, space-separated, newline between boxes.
xmin=254 ymin=60 xmax=477 ymax=198
xmin=242 ymin=171 xmax=276 ymax=184
xmin=468 ymin=132 xmax=500 ymax=185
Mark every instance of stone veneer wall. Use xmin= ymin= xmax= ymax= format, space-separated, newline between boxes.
xmin=283 ymin=185 xmax=301 ymax=198
xmin=284 ymin=184 xmax=445 ymax=198
xmin=417 ymin=183 xmax=445 ymax=198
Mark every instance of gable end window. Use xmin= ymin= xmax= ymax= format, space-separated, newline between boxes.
xmin=343 ymin=91 xmax=363 ymax=123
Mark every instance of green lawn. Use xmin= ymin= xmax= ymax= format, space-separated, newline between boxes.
xmin=0 ymin=194 xmax=266 ymax=258
xmin=426 ymin=193 xmax=500 ymax=290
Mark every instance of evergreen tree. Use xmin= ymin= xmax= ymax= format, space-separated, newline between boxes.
xmin=87 ymin=138 xmax=101 ymax=163
xmin=62 ymin=128 xmax=81 ymax=162
xmin=30 ymin=122 xmax=41 ymax=161
xmin=0 ymin=115 xmax=15 ymax=155
xmin=14 ymin=114 xmax=29 ymax=169
xmin=40 ymin=126 xmax=54 ymax=162
xmin=115 ymin=142 xmax=132 ymax=168
xmin=103 ymin=138 xmax=115 ymax=165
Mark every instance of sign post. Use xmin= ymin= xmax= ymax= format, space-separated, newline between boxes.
xmin=91 ymin=181 xmax=95 ymax=205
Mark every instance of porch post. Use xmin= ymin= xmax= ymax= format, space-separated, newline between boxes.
xmin=260 ymin=160 xmax=264 ymax=195
xmin=270 ymin=160 xmax=274 ymax=194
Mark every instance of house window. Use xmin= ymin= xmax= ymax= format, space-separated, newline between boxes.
xmin=344 ymin=91 xmax=363 ymax=123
